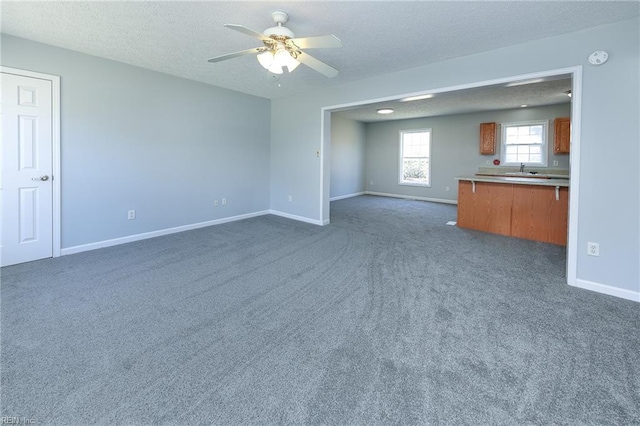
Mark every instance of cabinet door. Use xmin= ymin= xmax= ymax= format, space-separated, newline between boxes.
xmin=511 ymin=185 xmax=568 ymax=245
xmin=457 ymin=181 xmax=513 ymax=236
xmin=479 ymin=122 xmax=496 ymax=155
xmin=554 ymin=117 xmax=571 ymax=154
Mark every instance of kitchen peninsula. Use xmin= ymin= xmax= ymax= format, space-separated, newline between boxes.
xmin=455 ymin=175 xmax=570 ymax=245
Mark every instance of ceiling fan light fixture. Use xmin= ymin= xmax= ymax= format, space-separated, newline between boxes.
xmin=268 ymin=63 xmax=284 ymax=74
xmin=274 ymin=48 xmax=300 ymax=73
xmin=257 ymin=50 xmax=285 ymax=74
xmin=257 ymin=51 xmax=275 ymax=69
xmin=211 ymin=11 xmax=341 ymax=79
xmin=255 ymin=48 xmax=298 ymax=74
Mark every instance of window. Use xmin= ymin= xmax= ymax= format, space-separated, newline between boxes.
xmin=501 ymin=121 xmax=548 ymax=165
xmin=399 ymin=129 xmax=431 ymax=186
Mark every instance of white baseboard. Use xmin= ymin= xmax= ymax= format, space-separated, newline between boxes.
xmin=61 ymin=210 xmax=270 ymax=256
xmin=268 ymin=210 xmax=324 ymax=226
xmin=365 ymin=191 xmax=458 ymax=205
xmin=330 ymin=192 xmax=366 ymax=202
xmin=571 ymin=278 xmax=640 ymax=303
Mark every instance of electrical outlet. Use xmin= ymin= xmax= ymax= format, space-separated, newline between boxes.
xmin=128 ymin=210 xmax=136 ymax=220
xmin=214 ymin=199 xmax=219 ymax=206
xmin=370 ymin=180 xmax=374 ymax=186
xmin=288 ymin=195 xmax=293 ymax=202
xmin=446 ymin=186 xmax=450 ymax=192
xmin=587 ymin=242 xmax=600 ymax=256
xmin=553 ymin=160 xmax=559 ymax=167
xmin=222 ymin=198 xmax=227 ymax=205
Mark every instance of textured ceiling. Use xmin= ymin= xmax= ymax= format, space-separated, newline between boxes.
xmin=334 ymin=77 xmax=573 ymax=122
xmin=1 ymin=1 xmax=638 ymax=100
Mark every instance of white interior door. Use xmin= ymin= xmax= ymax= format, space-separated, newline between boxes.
xmin=1 ymin=72 xmax=54 ymax=266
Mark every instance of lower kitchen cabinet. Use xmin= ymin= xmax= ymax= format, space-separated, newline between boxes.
xmin=457 ymin=180 xmax=569 ymax=245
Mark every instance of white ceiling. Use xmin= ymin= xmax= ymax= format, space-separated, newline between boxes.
xmin=1 ymin=1 xmax=638 ymax=101
xmin=334 ymin=76 xmax=573 ymax=122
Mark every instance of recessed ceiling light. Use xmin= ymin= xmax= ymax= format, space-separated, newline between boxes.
xmin=400 ymin=94 xmax=434 ymax=102
xmin=506 ymin=78 xmax=545 ymax=87
xmin=520 ymin=104 xmax=528 ymax=108
xmin=377 ymin=108 xmax=394 ymax=114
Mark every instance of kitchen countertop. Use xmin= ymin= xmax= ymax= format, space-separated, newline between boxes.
xmin=476 ymin=166 xmax=569 ymax=178
xmin=455 ymin=175 xmax=570 ymax=187
xmin=475 ymin=172 xmax=570 ymax=179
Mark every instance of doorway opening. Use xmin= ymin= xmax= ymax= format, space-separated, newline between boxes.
xmin=320 ymin=66 xmax=582 ymax=287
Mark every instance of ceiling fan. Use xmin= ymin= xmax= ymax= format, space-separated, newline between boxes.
xmin=208 ymin=11 xmax=342 ymax=78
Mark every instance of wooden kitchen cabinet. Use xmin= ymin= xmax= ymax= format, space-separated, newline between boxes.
xmin=457 ymin=180 xmax=569 ymax=246
xmin=479 ymin=122 xmax=496 ymax=155
xmin=511 ymin=185 xmax=568 ymax=245
xmin=458 ymin=181 xmax=512 ymax=236
xmin=554 ymin=117 xmax=571 ymax=154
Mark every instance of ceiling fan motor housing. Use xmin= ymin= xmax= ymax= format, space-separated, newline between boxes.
xmin=264 ymin=26 xmax=295 ymax=38
xmin=264 ymin=11 xmax=295 ymax=39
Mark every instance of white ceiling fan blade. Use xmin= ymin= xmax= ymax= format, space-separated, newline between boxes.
xmin=296 ymin=52 xmax=339 ymax=78
xmin=224 ymin=24 xmax=270 ymax=41
xmin=208 ymin=47 xmax=265 ymax=63
xmin=290 ymin=35 xmax=342 ymax=49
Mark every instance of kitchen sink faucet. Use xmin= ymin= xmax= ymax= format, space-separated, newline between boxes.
xmin=520 ymin=163 xmax=525 ymax=172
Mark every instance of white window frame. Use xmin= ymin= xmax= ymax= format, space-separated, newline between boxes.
xmin=398 ymin=128 xmax=432 ymax=187
xmin=500 ymin=120 xmax=549 ymax=166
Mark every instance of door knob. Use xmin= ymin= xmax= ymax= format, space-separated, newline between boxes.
xmin=31 ymin=175 xmax=50 ymax=181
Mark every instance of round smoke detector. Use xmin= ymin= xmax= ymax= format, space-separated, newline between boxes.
xmin=588 ymin=51 xmax=609 ymax=65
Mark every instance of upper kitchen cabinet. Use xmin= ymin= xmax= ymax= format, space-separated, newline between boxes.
xmin=554 ymin=117 xmax=571 ymax=154
xmin=480 ymin=122 xmax=496 ymax=155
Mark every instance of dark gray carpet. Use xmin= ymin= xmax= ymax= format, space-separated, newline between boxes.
xmin=1 ymin=195 xmax=639 ymax=425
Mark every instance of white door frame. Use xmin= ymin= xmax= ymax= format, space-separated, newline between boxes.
xmin=320 ymin=65 xmax=582 ymax=288
xmin=2 ymin=66 xmax=61 ymax=259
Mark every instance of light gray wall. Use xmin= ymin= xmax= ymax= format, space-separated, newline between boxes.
xmin=330 ymin=115 xmax=366 ymax=198
xmin=270 ymin=18 xmax=639 ymax=294
xmin=1 ymin=35 xmax=271 ymax=249
xmin=364 ymin=104 xmax=571 ymax=201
